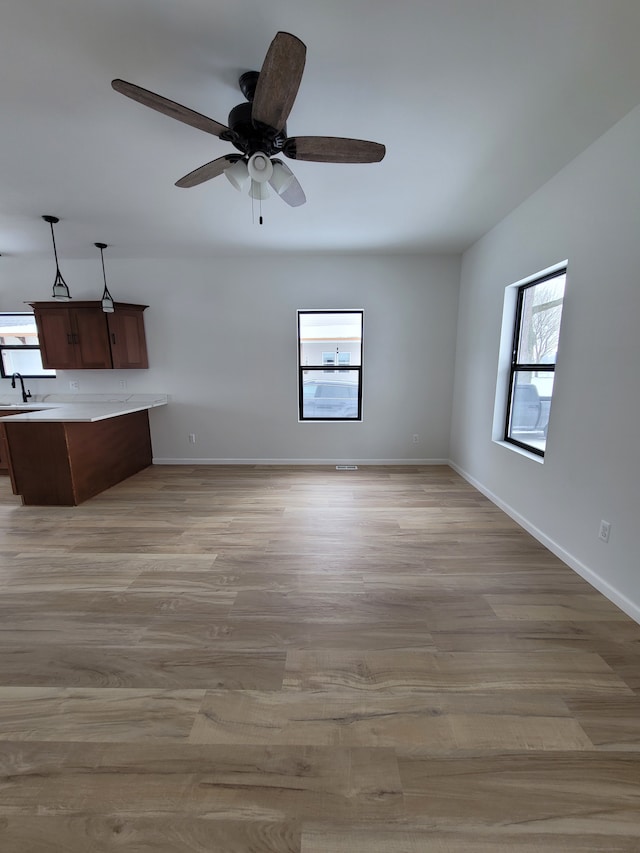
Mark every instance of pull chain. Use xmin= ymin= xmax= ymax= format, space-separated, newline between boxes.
xmin=250 ymin=186 xmax=265 ymax=225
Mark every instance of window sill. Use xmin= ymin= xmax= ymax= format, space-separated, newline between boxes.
xmin=493 ymin=439 xmax=545 ymax=464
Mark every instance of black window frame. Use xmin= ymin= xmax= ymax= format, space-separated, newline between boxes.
xmin=0 ymin=312 xmax=55 ymax=380
xmin=298 ymin=310 xmax=363 ymax=422
xmin=504 ymin=269 xmax=566 ymax=457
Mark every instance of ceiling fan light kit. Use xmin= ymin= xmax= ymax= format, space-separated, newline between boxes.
xmin=42 ymin=215 xmax=72 ymax=301
xmin=111 ymin=31 xmax=385 ymax=216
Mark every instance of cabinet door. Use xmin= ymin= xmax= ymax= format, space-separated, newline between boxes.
xmin=72 ymin=309 xmax=112 ymax=369
xmin=0 ymin=423 xmax=8 ymax=471
xmin=31 ymin=302 xmax=147 ymax=371
xmin=34 ymin=308 xmax=78 ymax=369
xmin=107 ymin=307 xmax=148 ymax=369
xmin=0 ymin=411 xmax=31 ymax=472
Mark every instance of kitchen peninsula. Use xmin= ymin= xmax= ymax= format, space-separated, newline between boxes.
xmin=0 ymin=394 xmax=167 ymax=506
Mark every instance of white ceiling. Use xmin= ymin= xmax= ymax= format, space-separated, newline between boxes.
xmin=2 ymin=0 xmax=640 ymax=260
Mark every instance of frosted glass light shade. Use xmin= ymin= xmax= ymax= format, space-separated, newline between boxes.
xmin=225 ymin=159 xmax=250 ymax=192
xmin=52 ymin=277 xmax=71 ymax=301
xmin=269 ymin=161 xmax=295 ymax=195
xmin=249 ymin=180 xmax=270 ymax=200
xmin=248 ymin=152 xmax=273 ymax=183
xmin=101 ymin=292 xmax=115 ymax=313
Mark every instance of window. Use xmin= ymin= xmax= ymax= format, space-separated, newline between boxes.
xmin=0 ymin=313 xmax=55 ymax=379
xmin=298 ymin=310 xmax=363 ymax=420
xmin=504 ymin=269 xmax=566 ymax=456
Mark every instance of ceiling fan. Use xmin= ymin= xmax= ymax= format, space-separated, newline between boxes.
xmin=111 ymin=31 xmax=385 ymax=208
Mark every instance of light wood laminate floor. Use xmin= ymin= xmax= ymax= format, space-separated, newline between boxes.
xmin=0 ymin=465 xmax=638 ymax=852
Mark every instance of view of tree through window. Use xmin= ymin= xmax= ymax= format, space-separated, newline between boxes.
xmin=298 ymin=311 xmax=363 ymax=420
xmin=505 ymin=270 xmax=566 ymax=456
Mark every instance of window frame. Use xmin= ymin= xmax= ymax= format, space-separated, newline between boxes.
xmin=298 ymin=309 xmax=363 ymax=422
xmin=0 ymin=312 xmax=55 ymax=379
xmin=503 ymin=269 xmax=566 ymax=457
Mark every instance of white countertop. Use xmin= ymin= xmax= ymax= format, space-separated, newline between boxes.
xmin=0 ymin=394 xmax=168 ymax=423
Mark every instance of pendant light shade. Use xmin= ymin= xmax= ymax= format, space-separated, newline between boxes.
xmin=225 ymin=159 xmax=250 ymax=192
xmin=248 ymin=152 xmax=273 ymax=184
xmin=42 ymin=215 xmax=71 ymax=301
xmin=95 ymin=242 xmax=115 ymax=313
xmin=249 ymin=179 xmax=270 ymax=200
xmin=269 ymin=160 xmax=295 ymax=196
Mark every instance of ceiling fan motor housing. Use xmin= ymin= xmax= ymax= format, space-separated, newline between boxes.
xmin=228 ymin=99 xmax=287 ymax=156
xmin=239 ymin=71 xmax=259 ymax=101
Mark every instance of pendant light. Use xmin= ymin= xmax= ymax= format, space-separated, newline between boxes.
xmin=42 ymin=215 xmax=71 ymax=301
xmin=95 ymin=242 xmax=115 ymax=313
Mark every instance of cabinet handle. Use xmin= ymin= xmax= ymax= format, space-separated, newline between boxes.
xmin=67 ymin=333 xmax=73 ymax=345
xmin=73 ymin=333 xmax=79 ymax=345
xmin=111 ymin=333 xmax=116 ymax=345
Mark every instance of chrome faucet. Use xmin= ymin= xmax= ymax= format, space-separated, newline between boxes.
xmin=10 ymin=372 xmax=32 ymax=404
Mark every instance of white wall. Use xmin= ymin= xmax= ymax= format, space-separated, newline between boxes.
xmin=450 ymin=104 xmax=640 ymax=621
xmin=0 ymin=253 xmax=460 ymax=463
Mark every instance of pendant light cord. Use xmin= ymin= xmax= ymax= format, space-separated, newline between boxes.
xmin=49 ymin=220 xmax=62 ymax=276
xmin=95 ymin=242 xmax=114 ymax=310
xmin=99 ymin=245 xmax=107 ymax=289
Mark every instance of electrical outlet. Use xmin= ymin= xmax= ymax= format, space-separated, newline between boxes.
xmin=69 ymin=380 xmax=79 ymax=391
xmin=412 ymin=434 xmax=420 ymax=444
xmin=118 ymin=379 xmax=127 ymax=390
xmin=598 ymin=520 xmax=611 ymax=543
xmin=188 ymin=433 xmax=196 ymax=444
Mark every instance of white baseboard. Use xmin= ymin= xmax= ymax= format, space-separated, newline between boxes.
xmin=152 ymin=457 xmax=450 ymax=466
xmin=449 ymin=461 xmax=640 ymax=626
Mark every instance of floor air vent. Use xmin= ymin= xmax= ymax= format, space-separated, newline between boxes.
xmin=336 ymin=465 xmax=358 ymax=470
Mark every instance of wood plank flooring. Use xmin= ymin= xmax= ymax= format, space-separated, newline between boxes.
xmin=0 ymin=464 xmax=639 ymax=851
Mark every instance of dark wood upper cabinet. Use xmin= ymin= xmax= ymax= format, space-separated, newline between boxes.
xmin=107 ymin=305 xmax=148 ymax=369
xmin=29 ymin=301 xmax=148 ymax=370
xmin=31 ymin=306 xmax=81 ymax=369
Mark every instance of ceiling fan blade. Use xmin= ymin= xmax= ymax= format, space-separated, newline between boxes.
xmin=112 ymin=79 xmax=231 ymax=138
xmin=251 ymin=32 xmax=306 ymax=133
xmin=175 ymin=155 xmax=240 ymax=188
xmin=269 ymin=160 xmax=306 ymax=207
xmin=284 ymin=137 xmax=386 ymax=163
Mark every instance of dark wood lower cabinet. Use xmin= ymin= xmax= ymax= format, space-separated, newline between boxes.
xmin=0 ymin=425 xmax=9 ymax=473
xmin=4 ymin=410 xmax=152 ymax=506
xmin=0 ymin=409 xmax=38 ymax=472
